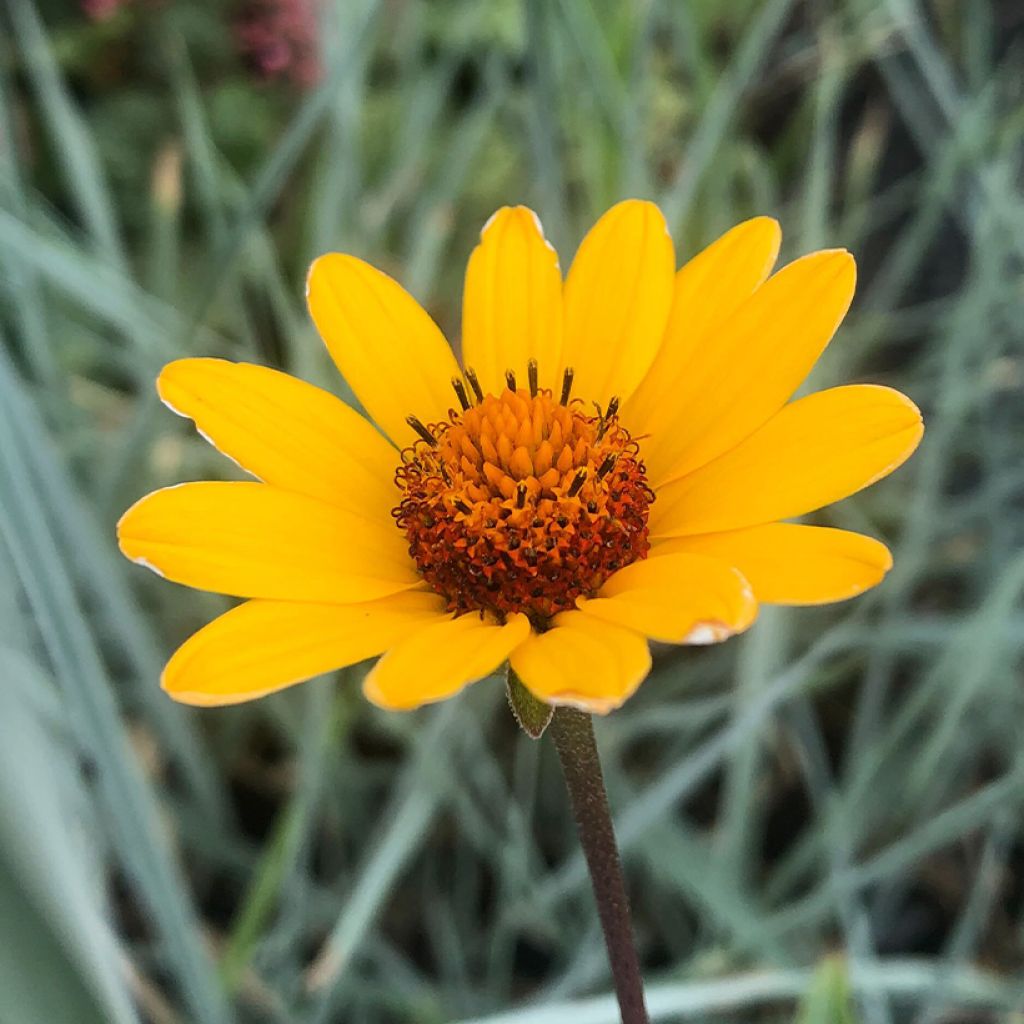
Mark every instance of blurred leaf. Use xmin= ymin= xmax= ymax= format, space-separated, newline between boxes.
xmin=1 ymin=1 xmax=1023 ymax=1020
xmin=796 ymin=957 xmax=856 ymax=1024
xmin=6 ymin=0 xmax=124 ymax=269
xmin=0 ymin=627 xmax=137 ymax=1024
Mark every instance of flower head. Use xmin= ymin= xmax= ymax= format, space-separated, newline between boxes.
xmin=118 ymin=202 xmax=922 ymax=713
xmin=395 ymin=382 xmax=654 ymax=624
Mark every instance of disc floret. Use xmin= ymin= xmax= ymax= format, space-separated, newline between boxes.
xmin=394 ymin=370 xmax=654 ymax=625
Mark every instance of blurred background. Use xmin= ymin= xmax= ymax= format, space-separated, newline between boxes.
xmin=2 ymin=1 xmax=1023 ymax=1022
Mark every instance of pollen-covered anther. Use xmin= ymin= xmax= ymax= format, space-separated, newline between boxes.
xmin=394 ymin=385 xmax=654 ymax=624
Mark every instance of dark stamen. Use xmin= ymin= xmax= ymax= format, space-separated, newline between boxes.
xmin=516 ymin=482 xmax=527 ymax=509
xmin=597 ymin=453 xmax=618 ymax=478
xmin=560 ymin=367 xmax=574 ymax=405
xmin=451 ymin=376 xmax=471 ymax=411
xmin=407 ymin=415 xmax=437 ymax=446
xmin=597 ymin=396 xmax=619 ymax=440
xmin=454 ymin=498 xmax=472 ymax=515
xmin=505 ymin=369 xmax=517 ymax=392
xmin=465 ymin=367 xmax=484 ymax=403
xmin=528 ymin=358 xmax=539 ymax=397
xmin=567 ymin=468 xmax=587 ymax=498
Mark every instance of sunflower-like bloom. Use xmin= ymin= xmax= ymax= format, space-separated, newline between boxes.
xmin=118 ymin=202 xmax=922 ymax=713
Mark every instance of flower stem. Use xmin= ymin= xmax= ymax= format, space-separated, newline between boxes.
xmin=549 ymin=707 xmax=649 ymax=1024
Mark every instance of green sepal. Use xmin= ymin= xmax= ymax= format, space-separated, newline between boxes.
xmin=505 ymin=667 xmax=553 ymax=739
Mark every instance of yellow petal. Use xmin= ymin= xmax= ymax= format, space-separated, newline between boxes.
xmin=652 ymin=524 xmax=893 ymax=605
xmin=560 ymin=200 xmax=674 ymax=407
xmin=651 ymin=385 xmax=923 ymax=538
xmin=157 ymin=358 xmax=398 ymax=515
xmin=509 ymin=611 xmax=651 ymax=714
xmin=645 ymin=248 xmax=857 ymax=487
xmin=163 ymin=591 xmax=449 ymax=706
xmin=306 ymin=253 xmax=461 ymax=446
xmin=461 ymin=206 xmax=563 ymax=396
xmin=622 ymin=216 xmax=781 ymax=446
xmin=578 ymin=553 xmax=757 ymax=643
xmin=363 ymin=611 xmax=530 ymax=710
xmin=118 ymin=481 xmax=420 ymax=601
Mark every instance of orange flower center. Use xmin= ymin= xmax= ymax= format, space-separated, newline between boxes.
xmin=394 ymin=366 xmax=654 ymax=626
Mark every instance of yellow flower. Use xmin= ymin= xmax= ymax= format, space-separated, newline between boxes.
xmin=118 ymin=201 xmax=922 ymax=713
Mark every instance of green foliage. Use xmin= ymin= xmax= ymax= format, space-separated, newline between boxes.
xmin=0 ymin=649 xmax=138 ymax=1024
xmin=1 ymin=0 xmax=1023 ymax=1021
xmin=796 ymin=958 xmax=856 ymax=1024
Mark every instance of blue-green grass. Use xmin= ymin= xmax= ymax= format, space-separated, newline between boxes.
xmin=1 ymin=1 xmax=1023 ymax=1021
